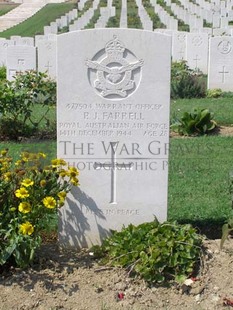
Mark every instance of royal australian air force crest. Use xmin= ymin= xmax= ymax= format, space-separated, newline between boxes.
xmin=86 ymin=35 xmax=144 ymax=99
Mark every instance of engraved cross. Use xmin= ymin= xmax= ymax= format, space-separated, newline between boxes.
xmin=45 ymin=61 xmax=52 ymax=73
xmin=93 ymin=142 xmax=133 ymax=205
xmin=219 ymin=65 xmax=229 ymax=83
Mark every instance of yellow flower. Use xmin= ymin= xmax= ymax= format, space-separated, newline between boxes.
xmin=40 ymin=180 xmax=46 ymax=187
xmin=21 ymin=178 xmax=34 ymax=187
xmin=18 ymin=202 xmax=31 ymax=214
xmin=51 ymin=159 xmax=58 ymax=167
xmin=43 ymin=196 xmax=56 ymax=209
xmin=70 ymin=177 xmax=79 ymax=186
xmin=57 ymin=191 xmax=67 ymax=199
xmin=3 ymin=172 xmax=12 ymax=181
xmin=19 ymin=222 xmax=34 ymax=235
xmin=58 ymin=198 xmax=65 ymax=207
xmin=39 ymin=152 xmax=46 ymax=158
xmin=59 ymin=169 xmax=67 ymax=178
xmin=68 ymin=167 xmax=79 ymax=178
xmin=21 ymin=152 xmax=30 ymax=162
xmin=15 ymin=160 xmax=22 ymax=167
xmin=15 ymin=187 xmax=29 ymax=198
xmin=51 ymin=158 xmax=67 ymax=167
xmin=1 ymin=149 xmax=8 ymax=156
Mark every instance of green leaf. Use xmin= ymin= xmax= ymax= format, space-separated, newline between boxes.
xmin=220 ymin=223 xmax=230 ymax=250
xmin=0 ymin=242 xmax=16 ymax=265
xmin=175 ymin=274 xmax=187 ymax=284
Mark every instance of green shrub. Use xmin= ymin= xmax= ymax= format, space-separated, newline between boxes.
xmin=221 ymin=91 xmax=233 ymax=98
xmin=91 ymin=219 xmax=203 ymax=284
xmin=0 ymin=66 xmax=6 ymax=81
xmin=128 ymin=12 xmax=142 ymax=28
xmin=0 ymin=149 xmax=79 ymax=268
xmin=106 ymin=16 xmax=119 ymax=27
xmin=206 ymin=88 xmax=222 ymax=98
xmin=170 ymin=108 xmax=217 ymax=136
xmin=0 ymin=70 xmax=56 ymax=139
xmin=171 ymin=61 xmax=206 ymax=99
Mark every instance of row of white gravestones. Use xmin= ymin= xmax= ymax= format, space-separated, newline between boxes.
xmin=69 ymin=0 xmax=100 ymax=31
xmin=57 ymin=29 xmax=171 ymax=248
xmin=44 ymin=9 xmax=78 ymax=35
xmin=78 ymin=0 xmax=89 ymax=11
xmin=95 ymin=6 xmax=116 ymax=28
xmin=4 ymin=37 xmax=57 ymax=81
xmin=153 ymin=0 xmax=233 ymax=34
xmin=2 ymin=31 xmax=233 ymax=91
xmin=151 ymin=1 xmax=179 ymax=31
xmin=156 ymin=31 xmax=209 ymax=73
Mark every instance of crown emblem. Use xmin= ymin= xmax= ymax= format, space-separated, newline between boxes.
xmin=105 ymin=35 xmax=125 ymax=56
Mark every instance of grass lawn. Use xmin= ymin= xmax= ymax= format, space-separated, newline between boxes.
xmin=171 ymin=97 xmax=233 ymax=126
xmin=0 ymin=3 xmax=19 ymax=16
xmin=0 ymin=1 xmax=77 ymax=38
xmin=168 ymin=135 xmax=233 ymax=236
xmin=0 ymin=140 xmax=56 ymax=163
xmin=1 ymin=133 xmax=232 ymax=237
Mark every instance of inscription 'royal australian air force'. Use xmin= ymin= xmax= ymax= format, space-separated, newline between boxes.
xmin=57 ymin=29 xmax=171 ymax=248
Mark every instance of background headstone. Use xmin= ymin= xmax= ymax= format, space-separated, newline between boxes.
xmin=208 ymin=36 xmax=233 ymax=91
xmin=6 ymin=45 xmax=36 ymax=81
xmin=37 ymin=39 xmax=57 ymax=80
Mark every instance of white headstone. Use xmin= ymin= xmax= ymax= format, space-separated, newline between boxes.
xmin=0 ymin=39 xmax=14 ymax=66
xmin=208 ymin=36 xmax=233 ymax=91
xmin=172 ymin=31 xmax=187 ymax=61
xmin=44 ymin=26 xmax=52 ymax=35
xmin=6 ymin=46 xmax=36 ymax=81
xmin=37 ymin=39 xmax=57 ymax=80
xmin=57 ymin=29 xmax=171 ymax=248
xmin=60 ymin=15 xmax=68 ymax=28
xmin=186 ymin=32 xmax=209 ymax=73
xmin=11 ymin=36 xmax=34 ymax=46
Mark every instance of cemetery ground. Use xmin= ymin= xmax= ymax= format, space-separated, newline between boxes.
xmin=0 ymin=97 xmax=233 ymax=310
xmin=0 ymin=238 xmax=233 ymax=310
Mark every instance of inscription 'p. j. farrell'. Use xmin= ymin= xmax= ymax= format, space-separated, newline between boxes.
xmin=88 ymin=111 xmax=144 ymax=121
xmin=57 ymin=29 xmax=171 ymax=248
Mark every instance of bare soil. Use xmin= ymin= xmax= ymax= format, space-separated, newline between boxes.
xmin=0 ymin=238 xmax=233 ymax=310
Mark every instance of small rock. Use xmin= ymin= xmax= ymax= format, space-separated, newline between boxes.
xmin=195 ymin=294 xmax=201 ymax=302
xmin=115 ymin=282 xmax=127 ymax=291
xmin=181 ymin=284 xmax=191 ymax=295
xmin=64 ymin=266 xmax=74 ymax=274
xmin=211 ymin=294 xmax=220 ymax=302
xmin=95 ymin=286 xmax=104 ymax=293
xmin=184 ymin=279 xmax=194 ymax=286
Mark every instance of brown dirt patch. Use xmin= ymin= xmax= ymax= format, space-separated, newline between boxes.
xmin=0 ymin=239 xmax=233 ymax=310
